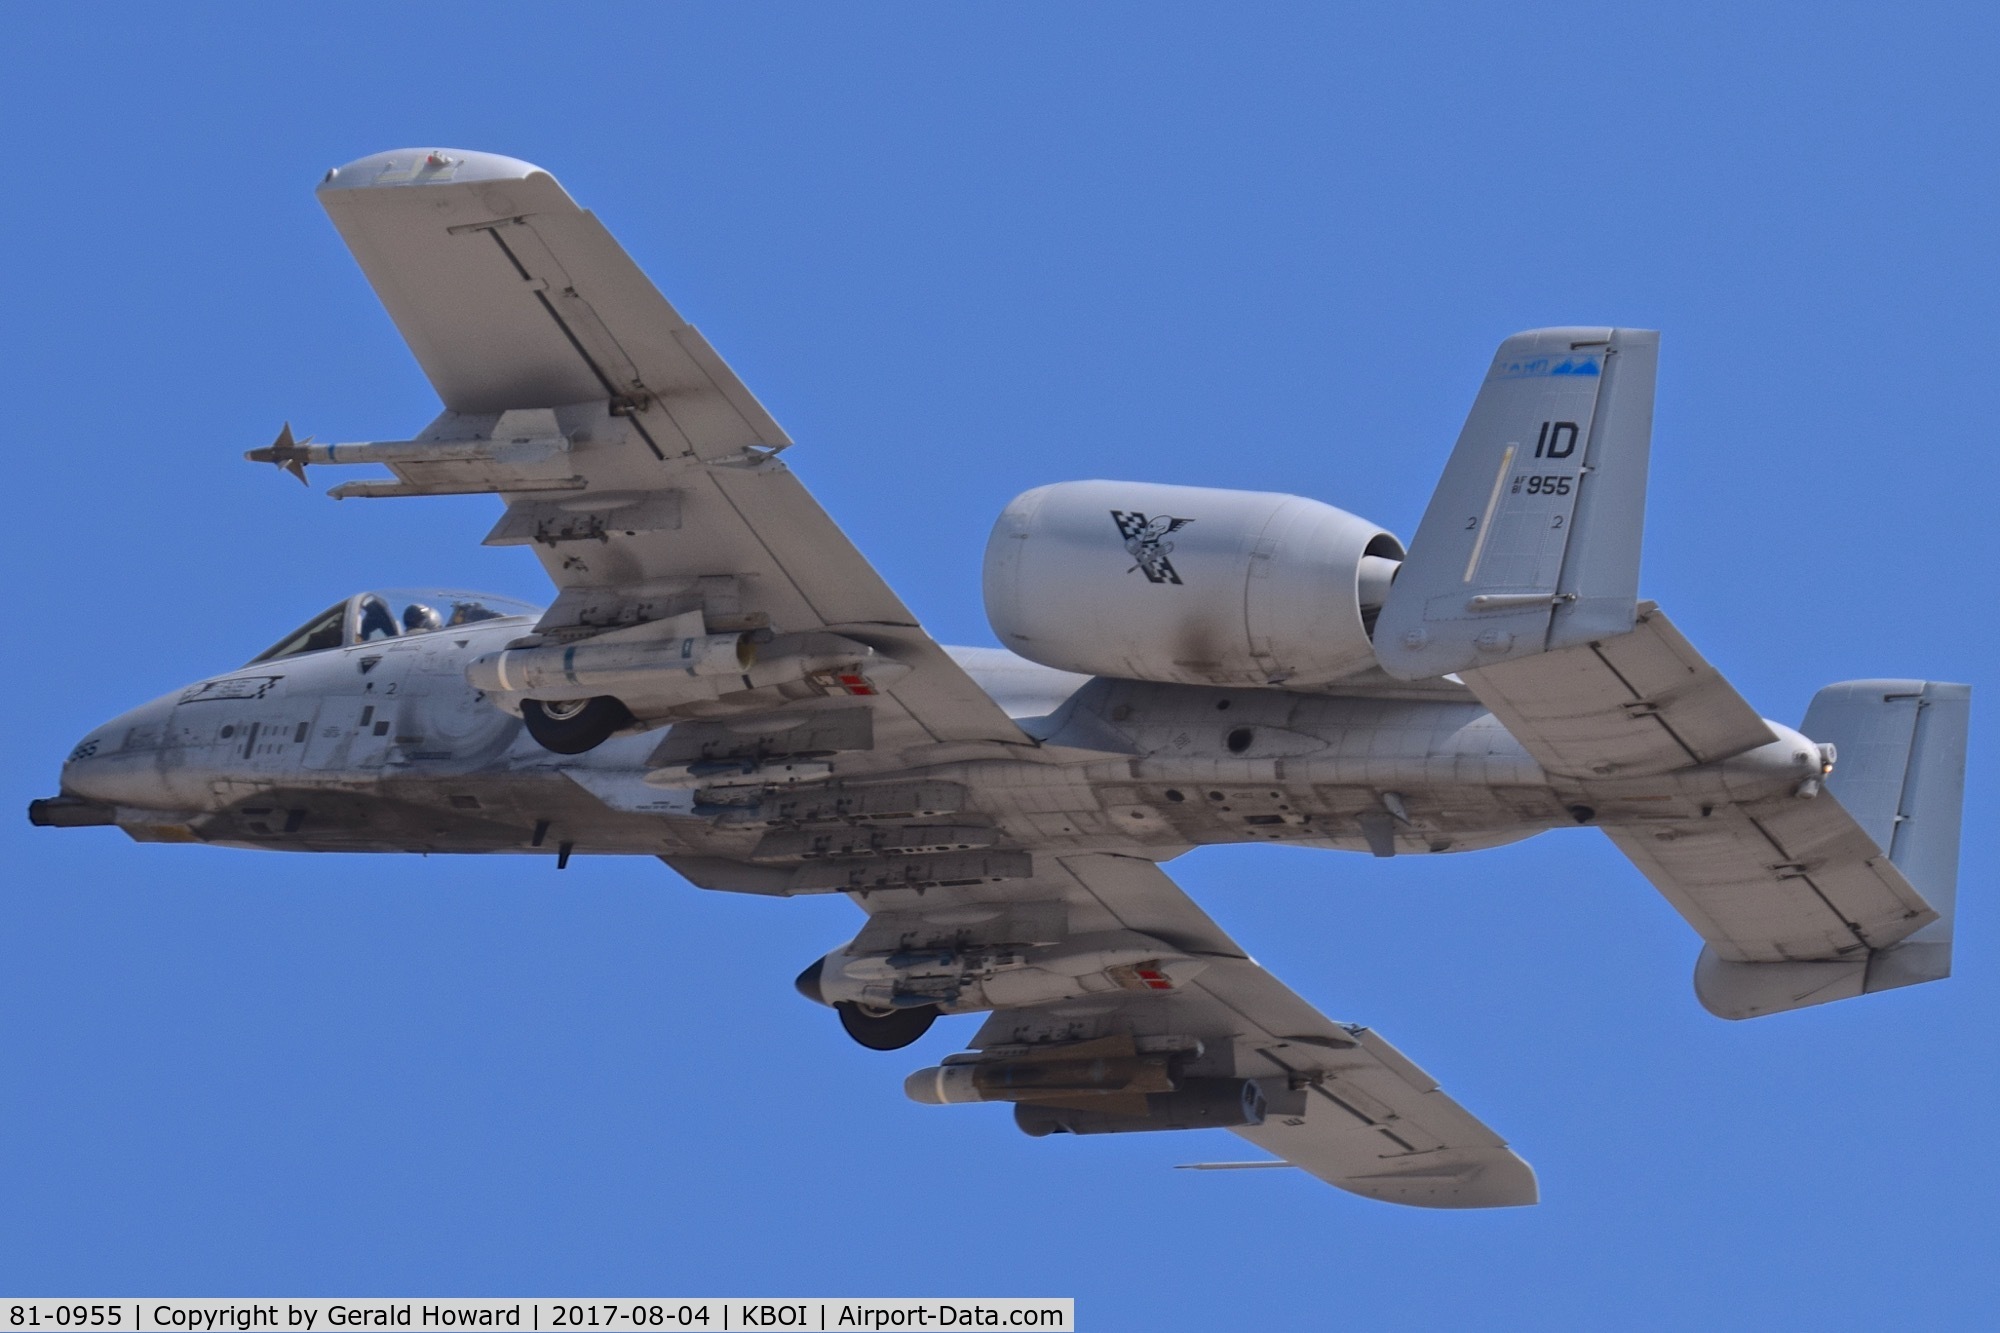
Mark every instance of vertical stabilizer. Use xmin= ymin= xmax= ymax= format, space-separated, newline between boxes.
xmin=1801 ymin=680 xmax=1969 ymax=993
xmin=1376 ymin=327 xmax=1657 ymax=680
xmin=1691 ymin=679 xmax=1971 ymax=1017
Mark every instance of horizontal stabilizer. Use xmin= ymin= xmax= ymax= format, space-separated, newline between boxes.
xmin=1376 ymin=327 xmax=1657 ymax=680
xmin=1606 ymin=796 xmax=1935 ymax=970
xmin=1690 ymin=680 xmax=1970 ymax=1018
xmin=1463 ymin=602 xmax=1776 ymax=779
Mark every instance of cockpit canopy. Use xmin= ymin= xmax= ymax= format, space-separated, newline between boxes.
xmin=249 ymin=588 xmax=543 ymax=664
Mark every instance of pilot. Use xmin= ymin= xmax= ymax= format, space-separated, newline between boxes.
xmin=402 ymin=602 xmax=443 ymax=633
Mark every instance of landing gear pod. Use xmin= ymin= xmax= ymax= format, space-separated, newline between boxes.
xmin=469 ymin=627 xmax=909 ymax=751
xmin=797 ymin=959 xmax=941 ymax=1050
xmin=796 ymin=929 xmax=1209 ymax=1018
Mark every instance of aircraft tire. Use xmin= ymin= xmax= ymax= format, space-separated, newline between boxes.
xmin=520 ymin=696 xmax=634 ymax=754
xmin=837 ymin=1000 xmax=938 ymax=1051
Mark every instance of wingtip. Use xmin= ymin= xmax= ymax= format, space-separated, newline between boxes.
xmin=1339 ymin=1151 xmax=1540 ymax=1209
xmin=318 ymin=148 xmax=552 ymax=193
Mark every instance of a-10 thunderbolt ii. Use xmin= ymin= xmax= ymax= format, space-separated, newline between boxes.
xmin=33 ymin=148 xmax=1970 ymax=1209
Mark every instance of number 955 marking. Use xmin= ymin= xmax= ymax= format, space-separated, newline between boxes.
xmin=1512 ymin=474 xmax=1572 ymax=496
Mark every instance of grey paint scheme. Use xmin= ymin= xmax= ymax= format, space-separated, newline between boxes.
xmin=38 ymin=148 xmax=1970 ymax=1211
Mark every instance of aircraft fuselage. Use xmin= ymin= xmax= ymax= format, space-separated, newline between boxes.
xmin=47 ymin=614 xmax=1820 ymax=871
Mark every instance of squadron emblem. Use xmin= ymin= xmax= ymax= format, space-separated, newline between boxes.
xmin=1110 ymin=510 xmax=1195 ymax=584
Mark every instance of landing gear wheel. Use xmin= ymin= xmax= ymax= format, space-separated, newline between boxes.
xmin=836 ymin=1001 xmax=939 ymax=1051
xmin=520 ymin=696 xmax=633 ymax=755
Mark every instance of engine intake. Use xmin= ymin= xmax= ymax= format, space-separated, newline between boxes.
xmin=982 ymin=480 xmax=1403 ymax=687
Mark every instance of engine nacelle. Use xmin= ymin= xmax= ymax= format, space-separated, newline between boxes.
xmin=982 ymin=480 xmax=1404 ymax=687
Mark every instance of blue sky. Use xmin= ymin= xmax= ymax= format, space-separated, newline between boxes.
xmin=5 ymin=3 xmax=1996 ymax=1326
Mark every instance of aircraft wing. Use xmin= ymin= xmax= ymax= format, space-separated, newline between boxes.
xmin=316 ymin=148 xmax=1026 ymax=753
xmin=931 ymin=854 xmax=1536 ymax=1208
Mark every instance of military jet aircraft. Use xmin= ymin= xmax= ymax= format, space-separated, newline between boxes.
xmin=33 ymin=148 xmax=1970 ymax=1209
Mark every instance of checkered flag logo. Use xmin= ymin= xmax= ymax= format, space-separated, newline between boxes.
xmin=1110 ymin=510 xmax=1194 ymax=584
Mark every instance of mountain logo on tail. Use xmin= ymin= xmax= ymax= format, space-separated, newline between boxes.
xmin=1496 ymin=355 xmax=1601 ymax=380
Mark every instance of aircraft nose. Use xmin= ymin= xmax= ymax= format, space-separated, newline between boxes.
xmin=52 ymin=694 xmax=178 ymax=811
